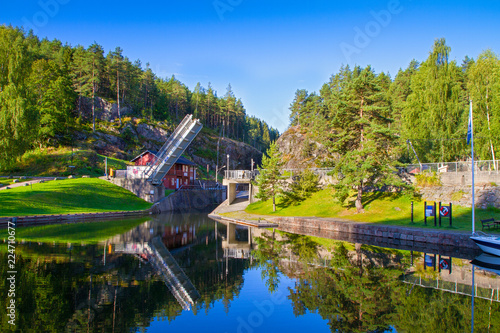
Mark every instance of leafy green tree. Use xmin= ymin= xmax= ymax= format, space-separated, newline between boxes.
xmin=254 ymin=141 xmax=286 ymax=212
xmin=466 ymin=49 xmax=500 ymax=161
xmin=326 ymin=65 xmax=402 ymax=212
xmin=0 ymin=26 xmax=37 ymax=169
xmin=401 ymin=38 xmax=468 ymax=162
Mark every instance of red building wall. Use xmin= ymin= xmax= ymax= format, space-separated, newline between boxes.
xmin=132 ymin=152 xmax=196 ymax=189
xmin=133 ymin=152 xmax=156 ymax=166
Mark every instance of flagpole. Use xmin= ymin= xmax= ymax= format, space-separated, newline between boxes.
xmin=470 ymin=100 xmax=475 ymax=234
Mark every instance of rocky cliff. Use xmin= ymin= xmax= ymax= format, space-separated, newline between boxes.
xmin=275 ymin=125 xmax=332 ymax=169
xmin=73 ymin=100 xmax=262 ymax=174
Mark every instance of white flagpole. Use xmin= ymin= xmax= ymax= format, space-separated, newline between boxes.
xmin=471 ymin=100 xmax=475 ymax=234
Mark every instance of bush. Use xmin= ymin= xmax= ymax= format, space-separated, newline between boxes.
xmin=415 ymin=171 xmax=441 ymax=187
xmin=280 ymin=169 xmax=320 ymax=207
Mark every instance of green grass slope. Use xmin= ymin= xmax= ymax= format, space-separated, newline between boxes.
xmin=1 ymin=146 xmax=130 ymax=177
xmin=0 ymin=217 xmax=149 ymax=244
xmin=246 ymin=188 xmax=499 ymax=232
xmin=0 ymin=178 xmax=152 ymax=217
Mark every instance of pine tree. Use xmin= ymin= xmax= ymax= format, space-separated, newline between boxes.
xmin=29 ymin=59 xmax=75 ymax=146
xmin=108 ymin=47 xmax=124 ymax=124
xmin=289 ymin=89 xmax=308 ymax=126
xmin=281 ymin=169 xmax=320 ymax=207
xmin=87 ymin=43 xmax=105 ymax=132
xmin=254 ymin=142 xmax=286 ymax=212
xmin=327 ymin=65 xmax=402 ymax=212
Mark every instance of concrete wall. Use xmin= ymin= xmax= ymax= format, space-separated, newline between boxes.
xmin=107 ymin=178 xmax=165 ymax=203
xmin=271 ymin=216 xmax=480 ymax=253
xmin=440 ymin=171 xmax=500 ymax=186
xmin=153 ymin=189 xmax=225 ymax=213
xmin=126 ymin=166 xmax=149 ymax=179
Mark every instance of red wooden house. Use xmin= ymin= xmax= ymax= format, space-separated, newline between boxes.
xmin=131 ymin=150 xmax=197 ymax=189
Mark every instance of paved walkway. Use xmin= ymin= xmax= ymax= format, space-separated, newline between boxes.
xmin=209 ymin=194 xmax=278 ymax=228
xmin=0 ymin=177 xmax=67 ymax=191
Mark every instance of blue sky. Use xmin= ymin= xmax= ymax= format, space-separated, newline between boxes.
xmin=2 ymin=0 xmax=500 ymax=133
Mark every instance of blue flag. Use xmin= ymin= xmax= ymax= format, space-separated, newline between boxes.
xmin=466 ymin=103 xmax=472 ymax=145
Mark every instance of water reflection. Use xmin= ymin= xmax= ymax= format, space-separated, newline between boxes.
xmin=1 ymin=214 xmax=499 ymax=332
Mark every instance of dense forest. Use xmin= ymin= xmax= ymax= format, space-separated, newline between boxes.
xmin=288 ymin=38 xmax=500 ymax=165
xmin=0 ymin=26 xmax=279 ymax=169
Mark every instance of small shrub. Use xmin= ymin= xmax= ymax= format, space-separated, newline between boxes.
xmin=451 ymin=190 xmax=465 ymax=201
xmin=280 ymin=169 xmax=320 ymax=207
xmin=415 ymin=171 xmax=441 ymax=187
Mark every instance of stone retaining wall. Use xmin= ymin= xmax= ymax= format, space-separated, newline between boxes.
xmin=106 ymin=177 xmax=165 ymax=203
xmin=440 ymin=171 xmax=500 ymax=186
xmin=270 ymin=216 xmax=478 ymax=250
xmin=0 ymin=210 xmax=150 ymax=229
xmin=419 ymin=184 xmax=500 ymax=209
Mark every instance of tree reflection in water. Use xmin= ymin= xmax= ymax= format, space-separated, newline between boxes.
xmin=251 ymin=230 xmax=500 ymax=333
xmin=2 ymin=219 xmax=500 ymax=332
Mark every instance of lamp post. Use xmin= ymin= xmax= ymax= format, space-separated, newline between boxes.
xmin=227 ymin=154 xmax=230 ymax=179
xmin=215 ymin=165 xmax=226 ymax=184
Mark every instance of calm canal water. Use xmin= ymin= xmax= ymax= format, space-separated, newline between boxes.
xmin=1 ymin=212 xmax=499 ymax=332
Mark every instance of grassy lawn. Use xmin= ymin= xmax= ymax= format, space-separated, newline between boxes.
xmin=0 ymin=179 xmax=13 ymax=187
xmin=246 ymin=188 xmax=500 ymax=233
xmin=0 ymin=178 xmax=152 ymax=217
xmin=0 ymin=217 xmax=150 ymax=244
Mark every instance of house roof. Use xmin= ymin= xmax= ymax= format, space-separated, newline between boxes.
xmin=176 ymin=156 xmax=197 ymax=166
xmin=130 ymin=150 xmax=196 ymax=166
xmin=130 ymin=150 xmax=157 ymax=162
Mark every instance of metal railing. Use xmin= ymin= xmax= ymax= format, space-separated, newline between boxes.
xmin=143 ymin=114 xmax=192 ymax=178
xmin=224 ymin=168 xmax=335 ymax=180
xmin=402 ymin=160 xmax=500 ymax=174
xmin=223 ymin=160 xmax=500 ymax=181
xmin=225 ymin=170 xmax=258 ymax=180
xmin=403 ymin=274 xmax=500 ymax=302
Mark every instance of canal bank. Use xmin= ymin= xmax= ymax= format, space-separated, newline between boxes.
xmin=0 ymin=209 xmax=151 ymax=229
xmin=209 ymin=198 xmax=482 ymax=255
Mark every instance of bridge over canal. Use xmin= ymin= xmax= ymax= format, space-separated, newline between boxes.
xmin=222 ymin=168 xmax=334 ymax=205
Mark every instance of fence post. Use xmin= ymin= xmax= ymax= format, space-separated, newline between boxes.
xmin=434 ymin=202 xmax=437 ymax=227
xmin=449 ymin=202 xmax=452 ymax=227
xmin=411 ymin=201 xmax=414 ymax=223
xmin=439 ymin=202 xmax=442 ymax=227
xmin=424 ymin=201 xmax=427 ymax=226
